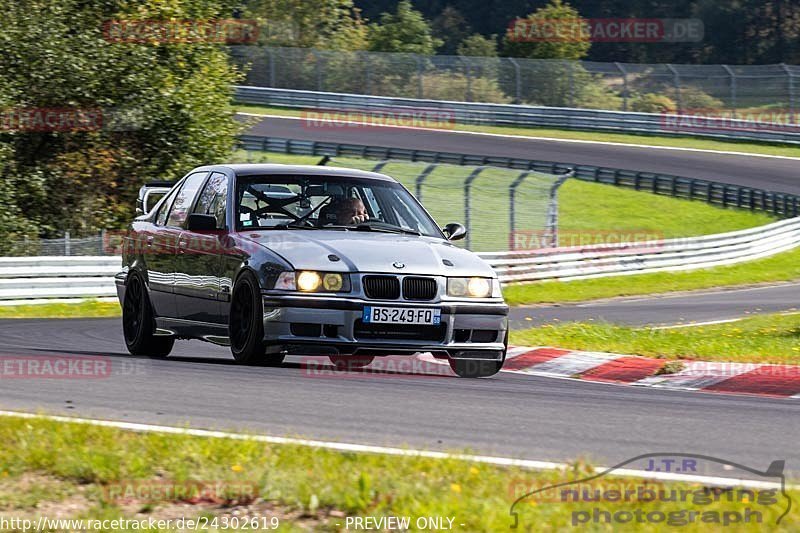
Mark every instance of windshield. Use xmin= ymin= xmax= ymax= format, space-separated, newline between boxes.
xmin=236 ymin=174 xmax=443 ymax=238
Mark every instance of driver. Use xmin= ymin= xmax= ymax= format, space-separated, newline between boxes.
xmin=322 ymin=197 xmax=369 ymax=225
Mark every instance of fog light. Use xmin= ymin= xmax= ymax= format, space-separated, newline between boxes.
xmin=323 ymin=273 xmax=343 ymax=291
xmin=297 ymin=271 xmax=322 ymax=292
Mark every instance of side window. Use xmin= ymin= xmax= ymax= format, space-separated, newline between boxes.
xmin=166 ymin=172 xmax=209 ymax=228
xmin=192 ymin=172 xmax=228 ymax=229
xmin=155 ymin=187 xmax=180 ymax=226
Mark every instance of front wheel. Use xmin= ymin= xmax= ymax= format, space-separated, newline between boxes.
xmin=122 ymin=274 xmax=174 ymax=357
xmin=229 ymin=272 xmax=284 ymax=366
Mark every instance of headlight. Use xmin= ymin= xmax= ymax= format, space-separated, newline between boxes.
xmin=273 ymin=271 xmax=349 ymax=293
xmin=297 ymin=271 xmax=322 ymax=292
xmin=447 ymin=277 xmax=493 ymax=298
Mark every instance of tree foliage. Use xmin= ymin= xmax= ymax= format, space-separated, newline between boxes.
xmin=503 ymin=0 xmax=591 ymax=61
xmin=367 ymin=0 xmax=443 ymax=55
xmin=0 ymin=0 xmax=243 ymax=238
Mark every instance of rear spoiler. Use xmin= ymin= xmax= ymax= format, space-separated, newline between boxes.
xmin=136 ymin=181 xmax=176 ymax=216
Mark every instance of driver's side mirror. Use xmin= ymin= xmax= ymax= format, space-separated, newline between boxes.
xmin=186 ymin=213 xmax=218 ymax=232
xmin=443 ymin=223 xmax=467 ymax=241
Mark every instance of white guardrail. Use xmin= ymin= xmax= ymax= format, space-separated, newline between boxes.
xmin=2 ymin=217 xmax=800 ymax=301
xmin=235 ymin=86 xmax=800 ymax=145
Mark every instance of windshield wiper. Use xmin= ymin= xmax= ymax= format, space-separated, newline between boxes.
xmin=354 ymin=223 xmax=421 ymax=236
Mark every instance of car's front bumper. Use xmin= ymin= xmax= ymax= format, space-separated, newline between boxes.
xmin=260 ymin=294 xmax=508 ymax=360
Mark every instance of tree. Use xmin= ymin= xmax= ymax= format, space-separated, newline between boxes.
xmin=0 ymin=0 xmax=243 ymax=237
xmin=244 ymin=0 xmax=368 ymax=51
xmin=457 ymin=34 xmax=498 ymax=57
xmin=368 ymin=0 xmax=443 ymax=55
xmin=503 ymin=0 xmax=591 ymax=60
xmin=432 ymin=6 xmax=471 ymax=55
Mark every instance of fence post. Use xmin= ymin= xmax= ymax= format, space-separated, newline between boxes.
xmin=313 ymin=50 xmax=324 ymax=91
xmin=65 ymin=231 xmax=71 ymax=256
xmin=362 ymin=51 xmax=371 ymax=95
xmin=781 ymin=63 xmax=794 ymax=116
xmin=267 ymin=48 xmax=276 ymax=87
xmin=416 ymin=55 xmax=424 ymax=99
xmin=666 ymin=64 xmax=682 ymax=113
xmin=722 ymin=65 xmax=737 ymax=117
xmin=463 ymin=167 xmax=487 ymax=250
xmin=615 ymin=62 xmax=628 ymax=111
xmin=568 ymin=61 xmax=575 ymax=107
xmin=508 ymin=58 xmax=521 ymax=104
xmin=508 ymin=172 xmax=531 ymax=249
xmin=462 ymin=57 xmax=473 ymax=102
xmin=545 ymin=172 xmax=572 ymax=248
xmin=415 ymin=163 xmax=437 ymax=201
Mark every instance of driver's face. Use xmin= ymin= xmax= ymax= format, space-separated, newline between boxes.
xmin=337 ymin=199 xmax=369 ymax=225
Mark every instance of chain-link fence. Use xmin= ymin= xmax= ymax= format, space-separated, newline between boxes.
xmin=229 ymin=46 xmax=800 ymax=113
xmin=7 ymin=233 xmax=112 ymax=257
xmin=330 ymin=158 xmax=567 ymax=253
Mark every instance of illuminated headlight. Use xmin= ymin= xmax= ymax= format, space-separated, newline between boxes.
xmin=297 ymin=271 xmax=322 ymax=292
xmin=274 ymin=271 xmax=349 ymax=293
xmin=447 ymin=277 xmax=494 ymax=298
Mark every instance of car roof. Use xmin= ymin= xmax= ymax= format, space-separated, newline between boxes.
xmin=198 ymin=163 xmax=397 ymax=182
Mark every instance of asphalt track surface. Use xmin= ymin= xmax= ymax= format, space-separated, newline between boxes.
xmin=247 ymin=115 xmax=800 ymax=194
xmin=0 ymin=318 xmax=798 ymax=478
xmin=508 ymin=283 xmax=800 ymax=328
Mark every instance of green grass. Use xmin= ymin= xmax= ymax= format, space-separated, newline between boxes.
xmin=511 ymin=312 xmax=800 ymax=365
xmin=0 ymin=415 xmax=795 ymax=531
xmin=502 ymin=247 xmax=800 ymax=306
xmin=0 ymin=300 xmax=121 ymax=319
xmin=236 ymin=104 xmax=800 ymax=158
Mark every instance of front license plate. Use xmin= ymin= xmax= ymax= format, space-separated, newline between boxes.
xmin=363 ymin=306 xmax=441 ymax=325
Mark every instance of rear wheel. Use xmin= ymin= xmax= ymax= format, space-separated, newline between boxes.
xmin=230 ymin=271 xmax=284 ymax=366
xmin=329 ymin=355 xmax=375 ymax=371
xmin=122 ymin=274 xmax=174 ymax=357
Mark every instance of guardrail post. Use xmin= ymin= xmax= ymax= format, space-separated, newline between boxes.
xmin=615 ymin=62 xmax=628 ymax=111
xmin=415 ymin=163 xmax=437 ymax=201
xmin=508 ymin=58 xmax=521 ymax=104
xmin=463 ymin=167 xmax=487 ymax=250
xmin=64 ymin=231 xmax=71 ymax=256
xmin=666 ymin=64 xmax=682 ymax=113
xmin=722 ymin=65 xmax=737 ymax=117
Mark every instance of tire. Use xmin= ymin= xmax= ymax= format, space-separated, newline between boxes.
xmin=229 ymin=271 xmax=284 ymax=366
xmin=122 ymin=274 xmax=174 ymax=357
xmin=329 ymin=355 xmax=375 ymax=371
xmin=449 ymin=330 xmax=507 ymax=378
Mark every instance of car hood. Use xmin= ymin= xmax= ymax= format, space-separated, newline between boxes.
xmin=240 ymin=230 xmax=495 ymax=277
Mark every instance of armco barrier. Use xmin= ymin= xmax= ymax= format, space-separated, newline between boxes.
xmin=4 ymin=217 xmax=800 ymax=299
xmin=0 ymin=256 xmax=119 ymax=300
xmin=238 ymin=135 xmax=800 ymax=217
xmin=235 ymin=86 xmax=800 ymax=145
xmin=483 ymin=216 xmax=800 ymax=283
